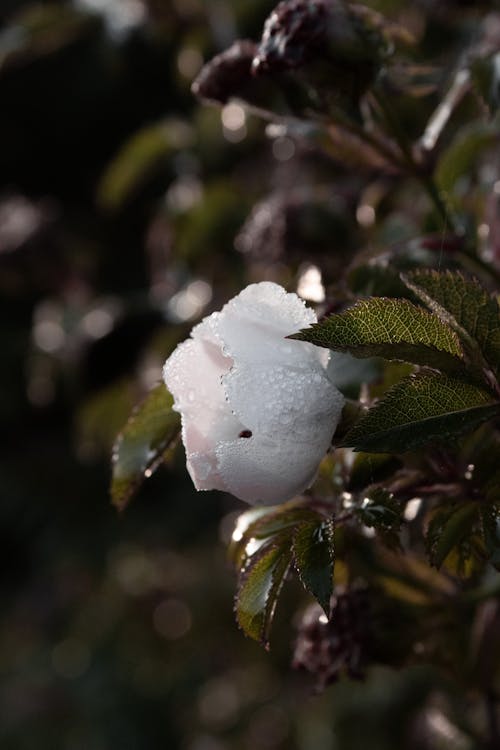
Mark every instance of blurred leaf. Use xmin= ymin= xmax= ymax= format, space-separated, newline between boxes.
xmin=292 ymin=518 xmax=334 ymax=615
xmin=327 ymin=352 xmax=380 ymax=397
xmin=342 ymin=372 xmax=500 ymax=453
xmin=479 ymin=504 xmax=500 ymax=569
xmin=426 ymin=503 xmax=479 ymax=569
xmin=290 ymin=297 xmax=465 ymax=374
xmin=367 ymin=361 xmax=415 ymax=400
xmin=111 ymin=383 xmax=180 ymax=511
xmin=235 ymin=537 xmax=292 ymax=647
xmin=77 ymin=379 xmax=136 ymax=457
xmin=435 ymin=121 xmax=499 ymax=195
xmin=0 ymin=5 xmax=99 ymax=73
xmin=374 ymin=547 xmax=457 ymax=601
xmin=348 ymin=453 xmax=402 ymax=492
xmin=176 ymin=182 xmax=250 ymax=263
xmin=348 ymin=262 xmax=417 ymax=300
xmin=404 ymin=269 xmax=500 ymax=377
xmin=98 ymin=121 xmax=193 ymax=212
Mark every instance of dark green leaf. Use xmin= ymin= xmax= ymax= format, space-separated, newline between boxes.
xmin=479 ymin=505 xmax=500 ymax=569
xmin=356 ymin=488 xmax=402 ymax=529
xmin=229 ymin=503 xmax=319 ymax=569
xmin=403 ymin=270 xmax=500 ymax=377
xmin=426 ymin=503 xmax=479 ymax=569
xmin=292 ymin=519 xmax=334 ymax=615
xmin=348 ymin=262 xmax=417 ymax=300
xmin=470 ymin=57 xmax=500 ymax=112
xmin=355 ymin=487 xmax=402 ymax=550
xmin=111 ymin=383 xmax=180 ymax=511
xmin=235 ymin=538 xmax=292 ymax=647
xmin=342 ymin=372 xmax=500 ymax=453
xmin=290 ymin=297 xmax=464 ymax=373
xmin=348 ymin=453 xmax=402 ymax=492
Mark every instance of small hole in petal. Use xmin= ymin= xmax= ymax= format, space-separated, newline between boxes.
xmin=239 ymin=430 xmax=252 ymax=438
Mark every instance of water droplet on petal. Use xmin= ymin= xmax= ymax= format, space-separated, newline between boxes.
xmin=187 ymin=389 xmax=195 ymax=403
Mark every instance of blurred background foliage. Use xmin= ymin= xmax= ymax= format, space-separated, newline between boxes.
xmin=2 ymin=0 xmax=500 ymax=748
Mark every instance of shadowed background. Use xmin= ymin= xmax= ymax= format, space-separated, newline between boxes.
xmin=0 ymin=1 xmax=492 ymax=748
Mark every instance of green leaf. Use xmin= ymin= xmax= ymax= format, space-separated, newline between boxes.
xmin=342 ymin=372 xmax=500 ymax=453
xmin=356 ymin=488 xmax=402 ymax=529
xmin=426 ymin=503 xmax=479 ymax=569
xmin=471 ymin=57 xmax=500 ymax=114
xmin=229 ymin=503 xmax=319 ymax=569
xmin=435 ymin=121 xmax=499 ymax=195
xmin=355 ymin=487 xmax=402 ymax=550
xmin=97 ymin=121 xmax=193 ymax=212
xmin=403 ymin=270 xmax=500 ymax=377
xmin=290 ymin=297 xmax=464 ymax=373
xmin=235 ymin=538 xmax=292 ymax=647
xmin=479 ymin=505 xmax=500 ymax=569
xmin=111 ymin=383 xmax=180 ymax=511
xmin=292 ymin=519 xmax=335 ymax=615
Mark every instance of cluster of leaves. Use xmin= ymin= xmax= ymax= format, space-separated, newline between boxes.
xmin=109 ymin=3 xmax=500 ymax=735
xmin=293 ymin=270 xmax=500 ymax=453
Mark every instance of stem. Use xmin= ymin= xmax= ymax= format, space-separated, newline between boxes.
xmin=419 ymin=68 xmax=471 ymax=152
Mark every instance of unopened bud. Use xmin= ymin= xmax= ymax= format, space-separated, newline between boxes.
xmin=192 ymin=40 xmax=257 ymax=105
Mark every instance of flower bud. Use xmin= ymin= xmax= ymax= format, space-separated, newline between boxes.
xmin=163 ymin=282 xmax=345 ymax=505
xmin=251 ymin=0 xmax=386 ymax=114
xmin=191 ymin=40 xmax=257 ymax=106
xmin=292 ymin=587 xmax=373 ymax=691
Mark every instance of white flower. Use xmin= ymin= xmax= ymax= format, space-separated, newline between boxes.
xmin=163 ymin=281 xmax=345 ymax=505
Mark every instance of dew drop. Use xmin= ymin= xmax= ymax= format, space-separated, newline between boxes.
xmin=187 ymin=389 xmax=195 ymax=403
xmin=195 ymin=457 xmax=211 ymax=480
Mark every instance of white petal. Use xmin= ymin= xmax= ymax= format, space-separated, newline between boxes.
xmin=215 ymin=434 xmax=326 ymax=505
xmin=163 ymin=281 xmax=346 ymax=505
xmin=185 ymin=444 xmax=228 ymax=493
xmin=214 ymin=281 xmax=327 ymax=368
xmin=163 ymin=317 xmax=246 ymax=488
xmin=223 ymin=362 xmax=344 ymax=442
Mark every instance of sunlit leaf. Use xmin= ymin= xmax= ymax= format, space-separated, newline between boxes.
xmin=342 ymin=372 xmax=500 ymax=453
xmin=290 ymin=297 xmax=464 ymax=374
xmin=229 ymin=502 xmax=318 ymax=569
xmin=235 ymin=538 xmax=292 ymax=647
xmin=293 ymin=519 xmax=334 ymax=615
xmin=111 ymin=383 xmax=180 ymax=511
xmin=403 ymin=270 xmax=500 ymax=377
